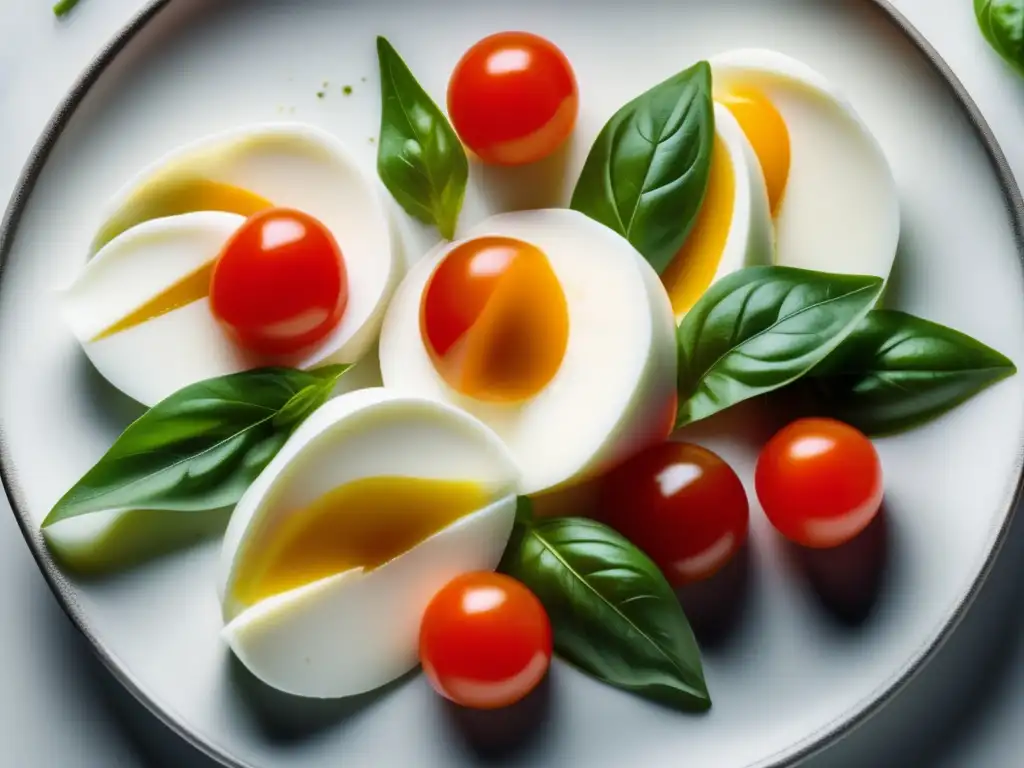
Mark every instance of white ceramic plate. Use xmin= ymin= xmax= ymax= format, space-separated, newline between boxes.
xmin=2 ymin=1 xmax=1023 ymax=766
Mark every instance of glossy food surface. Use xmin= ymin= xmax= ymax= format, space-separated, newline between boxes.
xmin=602 ymin=441 xmax=749 ymax=585
xmin=420 ymin=235 xmax=569 ymax=401
xmin=755 ymin=417 xmax=884 ymax=548
xmin=231 ymin=476 xmax=489 ymax=606
xmin=447 ymin=31 xmax=578 ymax=165
xmin=5 ymin=2 xmax=1024 ymax=767
xmin=420 ymin=571 xmax=552 ymax=709
xmin=210 ymin=207 xmax=348 ymax=355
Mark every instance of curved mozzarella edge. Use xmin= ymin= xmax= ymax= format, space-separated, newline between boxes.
xmin=666 ymin=104 xmax=772 ymax=323
xmin=711 ymin=49 xmax=837 ymax=99
xmin=713 ymin=102 xmax=774 ymax=285
xmin=603 ymin=239 xmax=679 ymax=472
xmin=59 ymin=213 xmax=258 ymax=405
xmin=61 ymin=211 xmax=244 ymax=339
xmin=379 ymin=209 xmax=678 ymax=495
xmin=71 ymin=123 xmax=402 ymax=405
xmin=218 ymin=387 xmax=521 ymax=621
xmin=710 ymin=49 xmax=900 ymax=281
xmin=221 ymin=496 xmax=515 ymax=699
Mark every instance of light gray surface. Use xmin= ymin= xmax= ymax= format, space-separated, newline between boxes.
xmin=1 ymin=1 xmax=1023 ymax=766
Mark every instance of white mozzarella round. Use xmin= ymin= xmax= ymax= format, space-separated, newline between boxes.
xmin=219 ymin=389 xmax=519 ymax=698
xmin=61 ymin=123 xmax=401 ymax=406
xmin=711 ymin=49 xmax=900 ymax=280
xmin=378 ymin=209 xmax=678 ymax=496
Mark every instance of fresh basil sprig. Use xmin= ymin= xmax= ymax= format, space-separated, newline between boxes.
xmin=676 ymin=266 xmax=884 ymax=428
xmin=43 ymin=365 xmax=349 ymax=527
xmin=501 ymin=507 xmax=710 ymax=710
xmin=812 ymin=309 xmax=1016 ymax=434
xmin=376 ymin=36 xmax=468 ymax=240
xmin=571 ymin=61 xmax=714 ymax=274
xmin=976 ymin=0 xmax=1024 ymax=76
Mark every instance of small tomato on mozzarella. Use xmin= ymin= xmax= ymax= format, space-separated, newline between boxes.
xmin=219 ymin=389 xmax=519 ymax=699
xmin=379 ymin=209 xmax=677 ymax=496
xmin=59 ymin=123 xmax=400 ymax=406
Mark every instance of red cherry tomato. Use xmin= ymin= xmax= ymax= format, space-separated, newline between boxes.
xmin=210 ymin=207 xmax=348 ymax=355
xmin=447 ymin=31 xmax=579 ymax=166
xmin=601 ymin=442 xmax=749 ymax=587
xmin=420 ymin=572 xmax=552 ymax=709
xmin=755 ymin=418 xmax=883 ymax=549
xmin=419 ymin=235 xmax=569 ymax=401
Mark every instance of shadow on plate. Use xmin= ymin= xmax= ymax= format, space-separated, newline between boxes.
xmin=675 ymin=390 xmax=824 ymax=453
xmin=226 ymin=653 xmax=414 ymax=743
xmin=677 ymin=542 xmax=754 ymax=650
xmin=785 ymin=506 xmax=890 ymax=628
xmin=472 ymin=136 xmax=575 ymax=213
xmin=878 ymin=222 xmax=911 ymax=311
xmin=441 ymin=672 xmax=553 ymax=762
xmin=77 ymin=351 xmax=147 ymax=434
xmin=29 ymin=571 xmax=220 ymax=767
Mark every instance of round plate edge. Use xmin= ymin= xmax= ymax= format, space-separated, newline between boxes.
xmin=0 ymin=3 xmax=1021 ymax=768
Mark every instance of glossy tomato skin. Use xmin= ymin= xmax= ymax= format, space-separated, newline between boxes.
xmin=419 ymin=572 xmax=552 ymax=710
xmin=210 ymin=207 xmax=347 ymax=356
xmin=447 ymin=31 xmax=579 ymax=165
xmin=601 ymin=442 xmax=749 ymax=587
xmin=755 ymin=418 xmax=883 ymax=549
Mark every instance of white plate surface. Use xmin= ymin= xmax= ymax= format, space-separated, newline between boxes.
xmin=1 ymin=1 xmax=1023 ymax=767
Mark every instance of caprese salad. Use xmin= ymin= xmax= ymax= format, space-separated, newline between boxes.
xmin=41 ymin=31 xmax=1016 ymax=716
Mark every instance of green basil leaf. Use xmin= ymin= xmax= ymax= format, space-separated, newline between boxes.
xmin=812 ymin=309 xmax=1016 ymax=434
xmin=676 ymin=266 xmax=884 ymax=427
xmin=272 ymin=364 xmax=349 ymax=429
xmin=53 ymin=0 xmax=82 ymax=16
xmin=514 ymin=495 xmax=534 ymax=526
xmin=570 ymin=61 xmax=714 ymax=274
xmin=376 ymin=36 xmax=468 ymax=240
xmin=501 ymin=517 xmax=709 ymax=710
xmin=976 ymin=0 xmax=1024 ymax=76
xmin=43 ymin=365 xmax=350 ymax=527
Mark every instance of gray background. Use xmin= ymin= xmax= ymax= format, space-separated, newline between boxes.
xmin=1 ymin=0 xmax=1023 ymax=765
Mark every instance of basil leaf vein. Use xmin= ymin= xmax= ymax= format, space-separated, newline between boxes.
xmin=812 ymin=309 xmax=1016 ymax=434
xmin=676 ymin=266 xmax=884 ymax=427
xmin=501 ymin=516 xmax=709 ymax=710
xmin=570 ymin=61 xmax=714 ymax=274
xmin=376 ymin=36 xmax=468 ymax=240
xmin=43 ymin=365 xmax=349 ymax=527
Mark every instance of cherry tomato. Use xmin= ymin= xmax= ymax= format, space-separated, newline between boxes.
xmin=601 ymin=442 xmax=749 ymax=587
xmin=447 ymin=31 xmax=579 ymax=166
xmin=419 ymin=236 xmax=568 ymax=401
xmin=755 ymin=418 xmax=883 ymax=549
xmin=420 ymin=572 xmax=552 ymax=709
xmin=210 ymin=207 xmax=347 ymax=355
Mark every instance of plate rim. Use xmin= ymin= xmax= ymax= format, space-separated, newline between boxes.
xmin=1 ymin=2 xmax=1021 ymax=767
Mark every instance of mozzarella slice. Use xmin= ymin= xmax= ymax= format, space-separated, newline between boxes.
xmin=379 ymin=209 xmax=678 ymax=495
xmin=711 ymin=49 xmax=899 ymax=280
xmin=218 ymin=389 xmax=519 ymax=698
xmin=60 ymin=124 xmax=401 ymax=406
